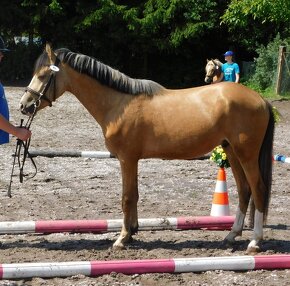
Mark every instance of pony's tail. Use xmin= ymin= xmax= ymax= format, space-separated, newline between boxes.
xmin=248 ymin=102 xmax=275 ymax=227
xmin=259 ymin=102 xmax=275 ymax=222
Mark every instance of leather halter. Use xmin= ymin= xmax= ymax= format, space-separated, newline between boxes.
xmin=25 ymin=57 xmax=60 ymax=107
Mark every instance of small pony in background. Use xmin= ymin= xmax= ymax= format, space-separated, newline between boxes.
xmin=205 ymin=59 xmax=223 ymax=84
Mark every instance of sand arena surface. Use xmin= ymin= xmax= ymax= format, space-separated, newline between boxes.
xmin=0 ymin=87 xmax=289 ymax=285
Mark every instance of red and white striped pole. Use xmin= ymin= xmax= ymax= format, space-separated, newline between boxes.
xmin=0 ymin=216 xmax=234 ymax=234
xmin=0 ymin=255 xmax=289 ymax=279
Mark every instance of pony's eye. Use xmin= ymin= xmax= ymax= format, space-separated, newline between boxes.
xmin=38 ymin=74 xmax=46 ymax=81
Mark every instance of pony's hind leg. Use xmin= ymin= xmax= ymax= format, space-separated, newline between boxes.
xmin=223 ymin=145 xmax=251 ymax=245
xmin=238 ymin=158 xmax=267 ymax=254
xmin=113 ymin=159 xmax=139 ymax=249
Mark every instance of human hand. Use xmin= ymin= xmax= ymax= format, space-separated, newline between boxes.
xmin=15 ymin=127 xmax=32 ymax=141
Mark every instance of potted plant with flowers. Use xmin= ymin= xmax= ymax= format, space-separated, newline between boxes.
xmin=210 ymin=145 xmax=230 ymax=216
xmin=210 ymin=146 xmax=230 ymax=169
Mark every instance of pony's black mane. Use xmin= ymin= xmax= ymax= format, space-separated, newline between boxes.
xmin=34 ymin=48 xmax=164 ymax=96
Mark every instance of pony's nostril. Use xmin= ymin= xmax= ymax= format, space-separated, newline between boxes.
xmin=205 ymin=78 xmax=212 ymax=84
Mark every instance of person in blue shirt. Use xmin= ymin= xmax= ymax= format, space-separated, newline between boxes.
xmin=0 ymin=37 xmax=31 ymax=144
xmin=215 ymin=51 xmax=240 ymax=83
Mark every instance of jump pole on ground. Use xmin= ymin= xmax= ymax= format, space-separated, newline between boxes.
xmin=0 ymin=255 xmax=289 ymax=279
xmin=28 ymin=150 xmax=115 ymax=158
xmin=27 ymin=150 xmax=210 ymax=160
xmin=0 ymin=216 xmax=234 ymax=234
xmin=273 ymin=154 xmax=290 ymax=163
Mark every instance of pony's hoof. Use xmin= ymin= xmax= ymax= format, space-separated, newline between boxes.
xmin=246 ymin=245 xmax=261 ymax=255
xmin=130 ymin=225 xmax=139 ymax=235
xmin=223 ymin=232 xmax=236 ymax=247
xmin=222 ymin=238 xmax=234 ymax=248
xmin=112 ymin=241 xmax=126 ymax=250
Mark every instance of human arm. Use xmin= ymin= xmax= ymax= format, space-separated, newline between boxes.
xmin=235 ymin=73 xmax=240 ymax=83
xmin=213 ymin=72 xmax=224 ymax=83
xmin=234 ymin=63 xmax=240 ymax=83
xmin=0 ymin=114 xmax=31 ymax=140
xmin=213 ymin=63 xmax=224 ymax=83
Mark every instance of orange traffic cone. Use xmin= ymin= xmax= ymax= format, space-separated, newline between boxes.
xmin=210 ymin=168 xmax=230 ymax=216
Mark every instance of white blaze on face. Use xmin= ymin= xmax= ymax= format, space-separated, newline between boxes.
xmin=20 ymin=72 xmax=43 ymax=112
xmin=20 ymin=92 xmax=35 ymax=111
xmin=206 ymin=61 xmax=216 ymax=77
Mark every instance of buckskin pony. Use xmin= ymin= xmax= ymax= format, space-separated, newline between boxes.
xmin=204 ymin=59 xmax=223 ymax=84
xmin=20 ymin=44 xmax=274 ymax=254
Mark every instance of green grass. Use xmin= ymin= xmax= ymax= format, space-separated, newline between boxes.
xmin=243 ymin=81 xmax=290 ymax=100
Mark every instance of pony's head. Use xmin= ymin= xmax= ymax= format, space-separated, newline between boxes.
xmin=20 ymin=44 xmax=65 ymax=116
xmin=204 ymin=59 xmax=222 ymax=84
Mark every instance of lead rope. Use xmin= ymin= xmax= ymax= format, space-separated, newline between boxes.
xmin=7 ymin=60 xmax=60 ymax=197
xmin=7 ymin=103 xmax=38 ymax=197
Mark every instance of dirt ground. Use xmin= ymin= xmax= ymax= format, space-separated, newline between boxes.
xmin=0 ymin=87 xmax=289 ymax=286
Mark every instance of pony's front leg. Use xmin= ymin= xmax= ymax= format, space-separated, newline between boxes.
xmin=224 ymin=207 xmax=247 ymax=244
xmin=113 ymin=159 xmax=139 ymax=249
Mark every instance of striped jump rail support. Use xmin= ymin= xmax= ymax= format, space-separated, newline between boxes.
xmin=0 ymin=216 xmax=234 ymax=234
xmin=0 ymin=255 xmax=289 ymax=279
xmin=273 ymin=154 xmax=290 ymax=164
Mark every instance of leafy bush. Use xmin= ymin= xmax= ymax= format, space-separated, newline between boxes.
xmin=246 ymin=34 xmax=290 ymax=92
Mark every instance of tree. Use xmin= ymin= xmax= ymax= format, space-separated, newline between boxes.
xmin=221 ymin=0 xmax=290 ymax=50
xmin=76 ymin=0 xmax=223 ymax=85
xmin=222 ymin=0 xmax=290 ymax=26
xmin=0 ymin=1 xmax=234 ymax=86
xmin=128 ymin=0 xmax=218 ymax=50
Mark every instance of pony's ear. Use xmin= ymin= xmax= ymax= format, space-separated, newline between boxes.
xmin=207 ymin=59 xmax=209 ymax=63
xmin=45 ymin=43 xmax=56 ymax=63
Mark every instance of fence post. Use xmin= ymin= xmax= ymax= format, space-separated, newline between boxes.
xmin=275 ymin=46 xmax=286 ymax=95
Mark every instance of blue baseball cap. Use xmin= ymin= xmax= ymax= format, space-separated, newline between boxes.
xmin=224 ymin=51 xmax=234 ymax=57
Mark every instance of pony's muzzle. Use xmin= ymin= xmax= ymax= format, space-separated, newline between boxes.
xmin=205 ymin=77 xmax=213 ymax=84
xmin=19 ymin=95 xmax=37 ymax=116
xmin=20 ymin=103 xmax=36 ymax=116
